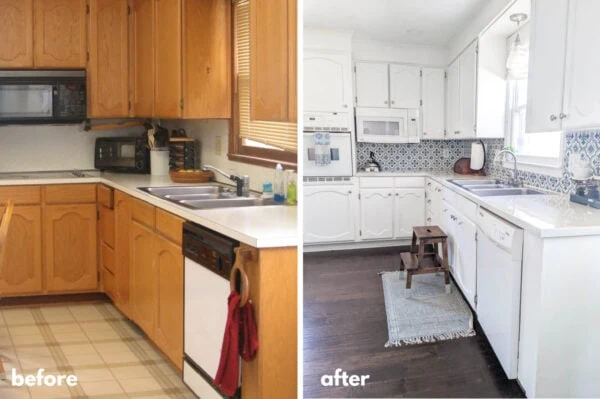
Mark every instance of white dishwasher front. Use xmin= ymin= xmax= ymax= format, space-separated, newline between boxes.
xmin=476 ymin=208 xmax=524 ymax=379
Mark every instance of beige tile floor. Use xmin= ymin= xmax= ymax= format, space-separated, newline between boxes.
xmin=0 ymin=302 xmax=195 ymax=399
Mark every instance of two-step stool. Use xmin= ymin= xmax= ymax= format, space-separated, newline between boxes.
xmin=399 ymin=226 xmax=450 ymax=291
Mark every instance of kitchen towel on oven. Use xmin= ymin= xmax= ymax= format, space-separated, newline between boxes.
xmin=314 ymin=131 xmax=332 ymax=165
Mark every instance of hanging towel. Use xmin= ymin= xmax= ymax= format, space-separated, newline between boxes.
xmin=214 ymin=291 xmax=259 ymax=396
xmin=314 ymin=132 xmax=331 ymax=166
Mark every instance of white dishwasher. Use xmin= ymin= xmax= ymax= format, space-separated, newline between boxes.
xmin=476 ymin=208 xmax=524 ymax=379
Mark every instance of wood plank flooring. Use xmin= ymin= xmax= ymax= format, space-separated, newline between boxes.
xmin=303 ymin=248 xmax=525 ymax=398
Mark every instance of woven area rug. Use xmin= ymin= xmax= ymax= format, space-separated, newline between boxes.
xmin=381 ymin=271 xmax=475 ymax=347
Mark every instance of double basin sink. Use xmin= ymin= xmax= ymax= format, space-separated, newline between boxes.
xmin=138 ymin=185 xmax=275 ymax=210
xmin=449 ymin=179 xmax=547 ymax=197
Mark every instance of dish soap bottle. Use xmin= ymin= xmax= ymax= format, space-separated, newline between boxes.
xmin=286 ymin=170 xmax=297 ymax=205
xmin=274 ymin=163 xmax=285 ymax=203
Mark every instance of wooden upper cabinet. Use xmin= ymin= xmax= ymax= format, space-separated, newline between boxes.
xmin=250 ymin=0 xmax=297 ymax=122
xmin=88 ymin=0 xmax=129 ymax=118
xmin=33 ymin=0 xmax=86 ymax=68
xmin=130 ymin=0 xmax=155 ymax=117
xmin=0 ymin=0 xmax=34 ymax=68
xmin=182 ymin=0 xmax=231 ymax=119
xmin=0 ymin=206 xmax=42 ymax=296
xmin=154 ymin=0 xmax=182 ymax=118
xmin=44 ymin=204 xmax=98 ymax=293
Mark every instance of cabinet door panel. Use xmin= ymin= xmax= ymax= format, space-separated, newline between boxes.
xmin=446 ymin=59 xmax=460 ymax=138
xmin=303 ymin=186 xmax=357 ymax=243
xmin=88 ymin=0 xmax=129 ymax=117
xmin=131 ymin=220 xmax=156 ymax=337
xmin=44 ymin=204 xmax=98 ymax=292
xmin=526 ymin=0 xmax=569 ymax=133
xmin=304 ymin=51 xmax=352 ymax=113
xmin=0 ymin=0 xmax=33 ymax=68
xmin=359 ymin=189 xmax=394 ymax=240
xmin=154 ymin=0 xmax=182 ymax=118
xmin=154 ymin=235 xmax=183 ymax=370
xmin=421 ymin=68 xmax=445 ymax=139
xmin=130 ymin=0 xmax=155 ymax=117
xmin=33 ymin=0 xmax=86 ymax=68
xmin=393 ymin=189 xmax=425 ymax=239
xmin=458 ymin=41 xmax=477 ymax=138
xmin=389 ymin=64 xmax=421 ymax=109
xmin=114 ymin=191 xmax=132 ymax=317
xmin=355 ymin=63 xmax=389 ymax=108
xmin=454 ymin=214 xmax=477 ymax=308
xmin=0 ymin=206 xmax=42 ymax=295
xmin=563 ymin=0 xmax=600 ymax=130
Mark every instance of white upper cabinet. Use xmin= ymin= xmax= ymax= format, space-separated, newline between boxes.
xmin=355 ymin=62 xmax=389 ymax=108
xmin=458 ymin=41 xmax=478 ymax=138
xmin=421 ymin=67 xmax=445 ymax=139
xmin=526 ymin=0 xmax=569 ymax=133
xmin=389 ymin=64 xmax=421 ymax=109
xmin=446 ymin=58 xmax=460 ymax=138
xmin=359 ymin=189 xmax=394 ymax=240
xmin=304 ymin=185 xmax=358 ymax=244
xmin=563 ymin=0 xmax=600 ymax=130
xmin=304 ymin=50 xmax=353 ymax=113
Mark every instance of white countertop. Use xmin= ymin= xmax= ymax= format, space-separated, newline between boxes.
xmin=358 ymin=171 xmax=600 ymax=238
xmin=0 ymin=171 xmax=297 ymax=248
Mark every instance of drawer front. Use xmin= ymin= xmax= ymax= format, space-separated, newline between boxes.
xmin=44 ymin=184 xmax=97 ymax=204
xmin=101 ymin=243 xmax=116 ymax=274
xmin=455 ymin=193 xmax=477 ymax=222
xmin=98 ymin=185 xmax=114 ymax=209
xmin=442 ymin=187 xmax=457 ymax=205
xmin=100 ymin=206 xmax=115 ymax=248
xmin=0 ymin=186 xmax=41 ymax=205
xmin=132 ymin=198 xmax=155 ymax=228
xmin=394 ymin=177 xmax=425 ymax=188
xmin=102 ymin=268 xmax=116 ymax=299
xmin=155 ymin=208 xmax=184 ymax=246
xmin=360 ymin=177 xmax=395 ymax=188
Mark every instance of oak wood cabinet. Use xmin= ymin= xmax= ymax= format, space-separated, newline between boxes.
xmin=44 ymin=204 xmax=98 ymax=293
xmin=250 ymin=0 xmax=297 ymax=122
xmin=131 ymin=219 xmax=156 ymax=338
xmin=130 ymin=0 xmax=155 ymax=117
xmin=0 ymin=206 xmax=43 ymax=295
xmin=33 ymin=0 xmax=87 ymax=68
xmin=154 ymin=0 xmax=182 ymax=118
xmin=0 ymin=0 xmax=34 ymax=68
xmin=88 ymin=0 xmax=129 ymax=117
xmin=114 ymin=190 xmax=132 ymax=317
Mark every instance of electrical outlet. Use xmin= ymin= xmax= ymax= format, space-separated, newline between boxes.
xmin=442 ymin=148 xmax=450 ymax=159
xmin=215 ymin=136 xmax=222 ymax=156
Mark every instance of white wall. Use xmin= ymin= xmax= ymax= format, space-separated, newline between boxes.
xmin=304 ymin=28 xmax=353 ymax=51
xmin=162 ymin=119 xmax=276 ymax=192
xmin=352 ymin=37 xmax=446 ymax=66
xmin=0 ymin=124 xmax=143 ymax=172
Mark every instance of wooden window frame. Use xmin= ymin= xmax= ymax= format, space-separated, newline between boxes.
xmin=228 ymin=0 xmax=297 ymax=170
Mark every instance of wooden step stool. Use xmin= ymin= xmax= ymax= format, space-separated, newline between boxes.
xmin=399 ymin=226 xmax=450 ymax=290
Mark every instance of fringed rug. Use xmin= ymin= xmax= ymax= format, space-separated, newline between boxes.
xmin=381 ymin=271 xmax=475 ymax=347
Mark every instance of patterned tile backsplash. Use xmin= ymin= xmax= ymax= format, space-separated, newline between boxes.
xmin=357 ymin=129 xmax=600 ymax=194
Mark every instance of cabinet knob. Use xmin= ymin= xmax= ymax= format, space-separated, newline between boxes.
xmin=348 ymin=190 xmax=352 ymax=194
xmin=391 ymin=100 xmax=395 ymax=105
xmin=342 ymin=104 xmax=349 ymax=108
xmin=388 ymin=193 xmax=392 ymax=196
xmin=549 ymin=114 xmax=558 ymax=121
xmin=454 ymin=131 xmax=460 ymax=135
xmin=559 ymin=112 xmax=568 ymax=119
xmin=427 ymin=199 xmax=432 ymax=203
xmin=396 ymin=193 xmax=399 ymax=196
xmin=427 ymin=182 xmax=432 ymax=186
xmin=427 ymin=217 xmax=432 ymax=222
xmin=384 ymin=100 xmax=389 ymax=104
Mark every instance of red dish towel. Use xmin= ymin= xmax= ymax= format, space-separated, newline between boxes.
xmin=214 ymin=291 xmax=259 ymax=397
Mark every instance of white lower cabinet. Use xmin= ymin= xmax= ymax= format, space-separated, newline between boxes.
xmin=393 ymin=189 xmax=425 ymax=238
xmin=359 ymin=189 xmax=394 ymax=240
xmin=425 ymin=179 xmax=443 ymax=226
xmin=304 ymin=185 xmax=358 ymax=244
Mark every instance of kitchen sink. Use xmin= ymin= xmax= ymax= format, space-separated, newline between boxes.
xmin=470 ymin=188 xmax=546 ymax=197
xmin=449 ymin=179 xmax=547 ymax=197
xmin=138 ymin=185 xmax=276 ymax=210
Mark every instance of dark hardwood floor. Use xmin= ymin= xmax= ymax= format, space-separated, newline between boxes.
xmin=303 ymin=248 xmax=525 ymax=398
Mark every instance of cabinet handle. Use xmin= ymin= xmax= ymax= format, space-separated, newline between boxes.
xmin=388 ymin=193 xmax=392 ymax=196
xmin=427 ymin=182 xmax=432 ymax=186
xmin=454 ymin=131 xmax=460 ymax=135
xmin=423 ymin=132 xmax=427 ymax=136
xmin=559 ymin=112 xmax=568 ymax=119
xmin=348 ymin=190 xmax=352 ymax=194
xmin=549 ymin=114 xmax=557 ymax=121
xmin=427 ymin=199 xmax=432 ymax=203
xmin=342 ymin=104 xmax=349 ymax=108
xmin=384 ymin=100 xmax=389 ymax=105
xmin=427 ymin=217 xmax=432 ymax=222
xmin=396 ymin=193 xmax=399 ymax=196
xmin=391 ymin=100 xmax=395 ymax=105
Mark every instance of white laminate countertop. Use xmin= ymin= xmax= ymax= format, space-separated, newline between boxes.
xmin=357 ymin=171 xmax=600 ymax=238
xmin=0 ymin=171 xmax=297 ymax=248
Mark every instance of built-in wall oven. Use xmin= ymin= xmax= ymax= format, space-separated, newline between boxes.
xmin=0 ymin=70 xmax=86 ymax=124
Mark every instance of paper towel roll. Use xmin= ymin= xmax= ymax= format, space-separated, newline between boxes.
xmin=470 ymin=142 xmax=485 ymax=170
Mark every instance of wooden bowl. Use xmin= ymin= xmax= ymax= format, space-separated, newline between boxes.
xmin=169 ymin=169 xmax=214 ymax=183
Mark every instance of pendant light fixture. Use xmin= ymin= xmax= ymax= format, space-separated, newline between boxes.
xmin=506 ymin=13 xmax=529 ymax=80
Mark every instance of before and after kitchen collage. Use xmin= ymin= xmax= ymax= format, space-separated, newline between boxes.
xmin=1 ymin=0 xmax=600 ymax=398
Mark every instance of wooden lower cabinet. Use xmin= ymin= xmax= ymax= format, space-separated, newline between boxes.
xmin=0 ymin=206 xmax=43 ymax=295
xmin=114 ymin=191 xmax=132 ymax=317
xmin=131 ymin=220 xmax=157 ymax=337
xmin=153 ymin=234 xmax=183 ymax=369
xmin=44 ymin=204 xmax=98 ymax=293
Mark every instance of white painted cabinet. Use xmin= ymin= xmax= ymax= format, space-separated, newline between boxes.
xmin=355 ymin=63 xmax=389 ymax=108
xmin=526 ymin=0 xmax=569 ymax=133
xmin=446 ymin=59 xmax=460 ymax=138
xmin=425 ymin=178 xmax=444 ymax=226
xmin=563 ymin=0 xmax=600 ymax=130
xmin=393 ymin=189 xmax=425 ymax=238
xmin=304 ymin=50 xmax=353 ymax=113
xmin=458 ymin=41 xmax=478 ymax=139
xmin=389 ymin=64 xmax=421 ymax=109
xmin=304 ymin=185 xmax=358 ymax=244
xmin=421 ymin=68 xmax=446 ymax=139
xmin=359 ymin=189 xmax=394 ymax=240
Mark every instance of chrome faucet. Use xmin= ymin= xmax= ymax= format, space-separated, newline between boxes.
xmin=201 ymin=165 xmax=249 ymax=197
xmin=494 ymin=150 xmax=521 ymax=186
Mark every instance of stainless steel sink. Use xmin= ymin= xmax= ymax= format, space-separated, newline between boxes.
xmin=469 ymin=188 xmax=545 ymax=197
xmin=448 ymin=179 xmax=548 ymax=197
xmin=450 ymin=179 xmax=501 ymax=186
xmin=138 ymin=185 xmax=276 ymax=210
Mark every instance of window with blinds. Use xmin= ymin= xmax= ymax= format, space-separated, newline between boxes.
xmin=231 ymin=0 xmax=297 ymax=166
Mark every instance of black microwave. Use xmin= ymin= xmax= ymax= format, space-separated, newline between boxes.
xmin=95 ymin=137 xmax=150 ymax=174
xmin=0 ymin=70 xmax=86 ymax=124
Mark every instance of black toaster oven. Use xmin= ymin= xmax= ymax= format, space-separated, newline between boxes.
xmin=94 ymin=137 xmax=150 ymax=173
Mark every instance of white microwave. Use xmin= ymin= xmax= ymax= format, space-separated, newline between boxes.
xmin=356 ymin=107 xmax=420 ymax=143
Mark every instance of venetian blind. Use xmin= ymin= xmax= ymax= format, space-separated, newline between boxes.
xmin=234 ymin=0 xmax=297 ymax=153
